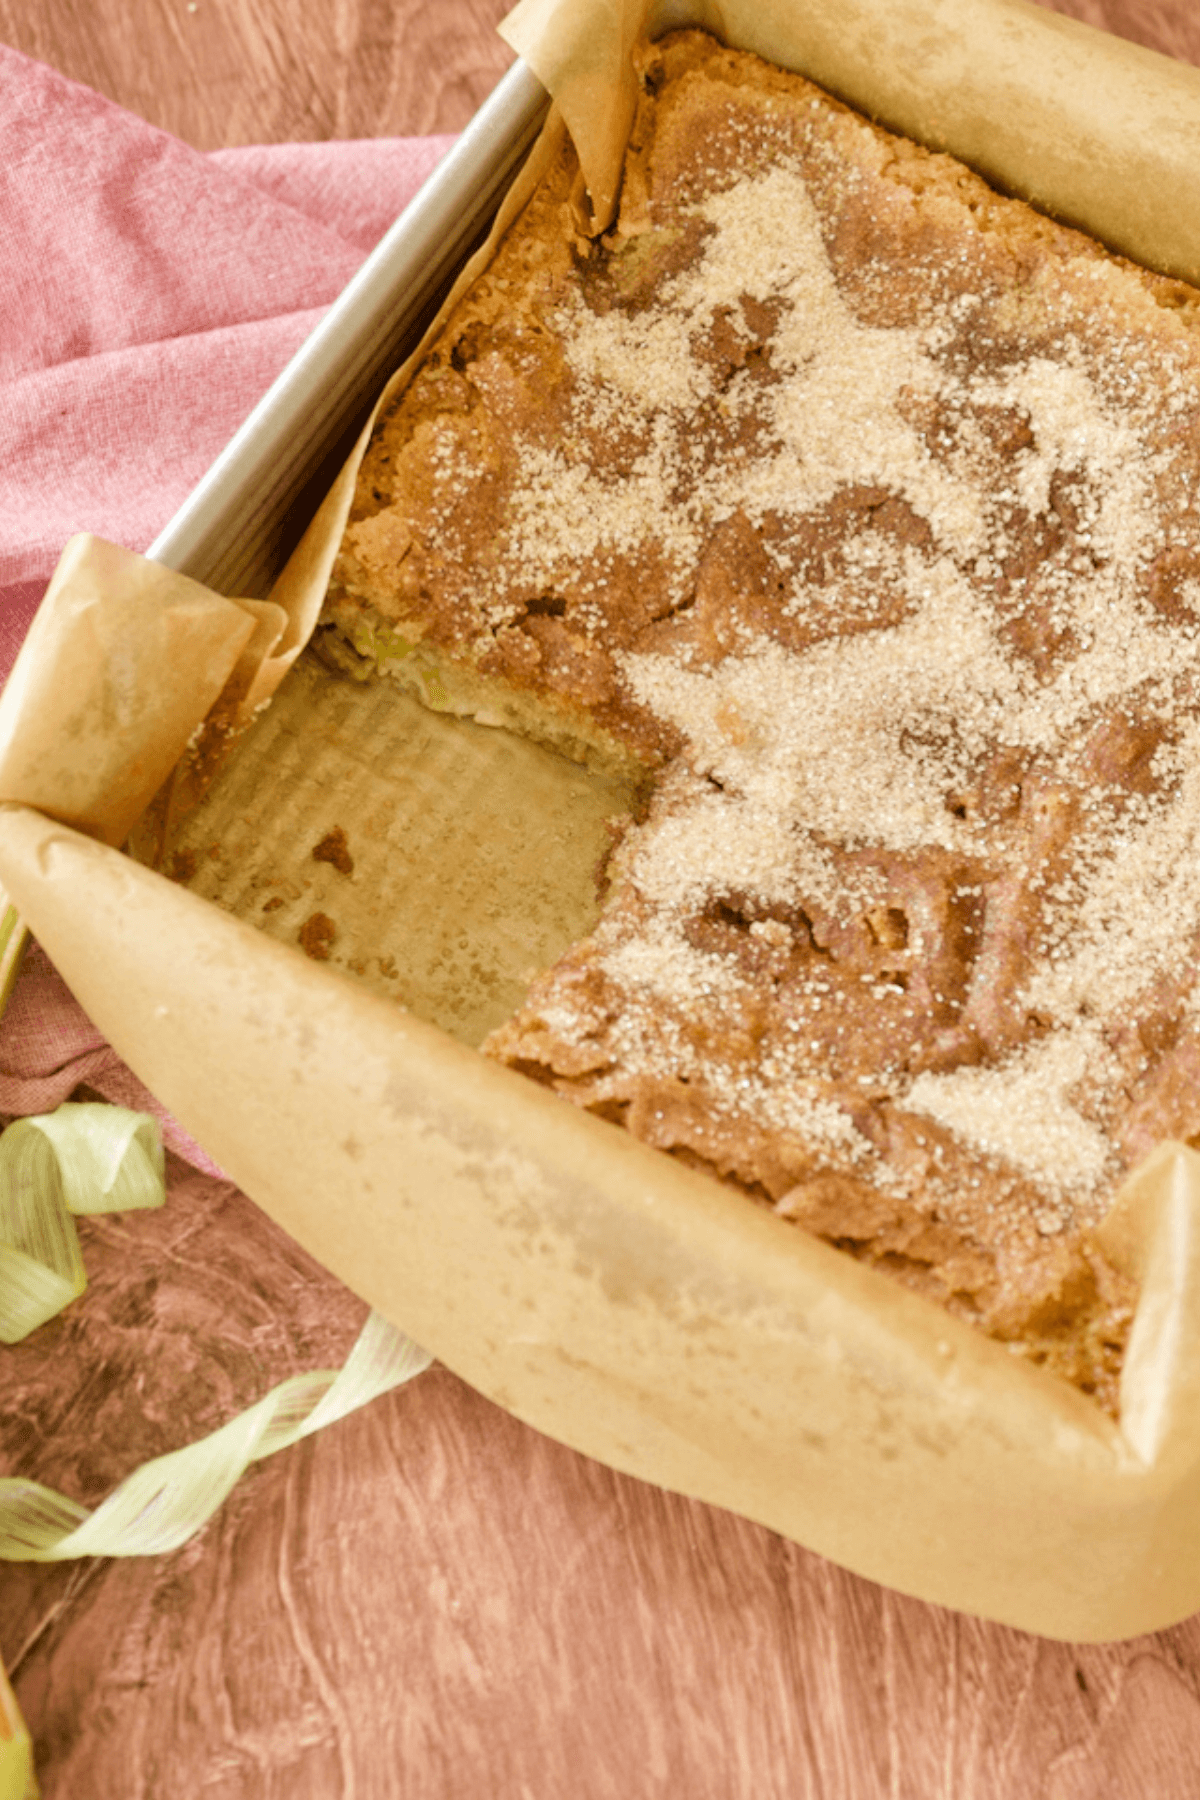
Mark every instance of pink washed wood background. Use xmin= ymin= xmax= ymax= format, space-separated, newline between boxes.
xmin=3 ymin=1 xmax=1200 ymax=1794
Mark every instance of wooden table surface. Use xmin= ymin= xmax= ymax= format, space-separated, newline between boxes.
xmin=5 ymin=2 xmax=1200 ymax=1796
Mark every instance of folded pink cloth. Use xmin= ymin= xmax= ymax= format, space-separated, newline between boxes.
xmin=0 ymin=43 xmax=453 ymax=1148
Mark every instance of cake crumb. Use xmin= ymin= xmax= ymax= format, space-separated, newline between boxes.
xmin=312 ymin=826 xmax=355 ymax=875
xmin=299 ymin=912 xmax=337 ymax=961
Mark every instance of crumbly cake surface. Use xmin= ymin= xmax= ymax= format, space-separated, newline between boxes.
xmin=321 ymin=31 xmax=1200 ymax=1413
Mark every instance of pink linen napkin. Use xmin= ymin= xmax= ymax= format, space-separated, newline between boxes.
xmin=0 ymin=42 xmax=453 ymax=1147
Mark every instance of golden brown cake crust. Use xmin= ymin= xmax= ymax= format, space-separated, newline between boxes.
xmin=321 ymin=31 xmax=1200 ymax=1413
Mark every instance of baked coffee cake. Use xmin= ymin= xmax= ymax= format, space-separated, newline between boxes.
xmin=317 ymin=30 xmax=1200 ymax=1413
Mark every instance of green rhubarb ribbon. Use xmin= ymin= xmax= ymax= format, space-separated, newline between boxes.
xmin=0 ymin=1102 xmax=431 ymax=1560
xmin=0 ymin=1103 xmax=164 ymax=1344
xmin=0 ymin=1658 xmax=35 ymax=1800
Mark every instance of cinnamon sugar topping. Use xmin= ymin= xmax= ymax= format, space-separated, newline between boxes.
xmin=325 ymin=31 xmax=1200 ymax=1409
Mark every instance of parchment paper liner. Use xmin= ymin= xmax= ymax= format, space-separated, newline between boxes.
xmin=5 ymin=0 xmax=1200 ymax=1640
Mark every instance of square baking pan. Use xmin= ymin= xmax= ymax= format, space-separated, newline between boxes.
xmin=9 ymin=0 xmax=1200 ymax=1645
